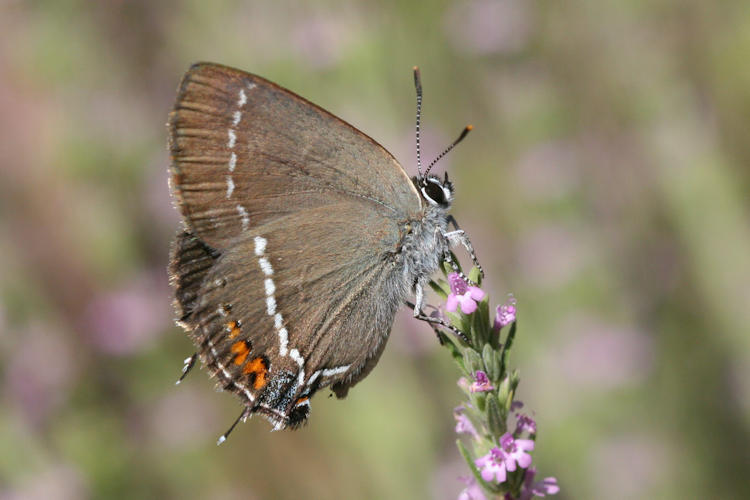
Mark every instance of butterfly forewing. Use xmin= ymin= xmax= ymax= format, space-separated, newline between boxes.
xmin=169 ymin=63 xmax=421 ymax=250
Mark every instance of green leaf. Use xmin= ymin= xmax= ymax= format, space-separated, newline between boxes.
xmin=439 ymin=331 xmax=465 ymax=364
xmin=468 ymin=266 xmax=482 ymax=286
xmin=442 ymin=260 xmax=454 ymax=276
xmin=467 ymin=316 xmax=486 ymax=350
xmin=493 ymin=350 xmax=503 ymax=378
xmin=429 ymin=279 xmax=449 ymax=299
xmin=500 ymin=320 xmax=518 ymax=374
xmin=446 ymin=310 xmax=473 ymax=344
xmin=463 ymin=349 xmax=484 ymax=375
xmin=510 ymin=369 xmax=521 ymax=393
xmin=478 ymin=296 xmax=490 ymax=338
xmin=504 ymin=390 xmax=516 ymax=410
xmin=469 ymin=309 xmax=489 ymax=348
xmin=486 ymin=394 xmax=506 ymax=439
xmin=482 ymin=343 xmax=500 ymax=381
xmin=497 ymin=377 xmax=511 ymax=410
xmin=472 ymin=391 xmax=487 ymax=412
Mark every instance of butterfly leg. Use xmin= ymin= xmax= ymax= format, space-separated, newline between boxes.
xmin=445 ymin=215 xmax=484 ymax=279
xmin=175 ymin=353 xmax=198 ymax=385
xmin=433 ymin=227 xmax=475 ymax=285
xmin=404 ymin=300 xmax=447 ymax=344
xmin=411 ymin=281 xmax=470 ymax=343
xmin=443 ymin=232 xmax=484 ymax=281
xmin=441 ymin=246 xmax=476 ymax=286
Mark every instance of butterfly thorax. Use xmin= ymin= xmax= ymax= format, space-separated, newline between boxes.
xmin=397 ymin=173 xmax=454 ymax=291
xmin=399 ymin=203 xmax=450 ymax=290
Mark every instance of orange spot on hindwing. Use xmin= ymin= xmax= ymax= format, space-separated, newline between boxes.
xmin=289 ymin=394 xmax=311 ymax=428
xmin=225 ymin=320 xmax=241 ymax=339
xmin=230 ymin=340 xmax=251 ymax=365
xmin=243 ymin=356 xmax=269 ymax=390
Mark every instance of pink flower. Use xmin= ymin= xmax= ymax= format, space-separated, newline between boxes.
xmin=458 ymin=377 xmax=471 ymax=392
xmin=499 ymin=432 xmax=534 ymax=470
xmin=454 ymin=405 xmax=479 ymax=439
xmin=494 ymin=295 xmax=517 ymax=330
xmin=470 ymin=370 xmax=494 ymax=393
xmin=446 ymin=273 xmax=485 ymax=314
xmin=515 ymin=413 xmax=537 ymax=436
xmin=458 ymin=475 xmax=487 ymax=500
xmin=475 ymin=446 xmax=508 ymax=483
xmin=518 ymin=467 xmax=559 ymax=499
xmin=476 ymin=433 xmax=535 ymax=485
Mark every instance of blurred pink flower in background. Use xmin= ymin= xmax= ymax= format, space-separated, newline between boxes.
xmin=444 ymin=0 xmax=531 ymax=55
xmin=557 ymin=318 xmax=654 ymax=390
xmin=83 ymin=272 xmax=171 ymax=356
xmin=147 ymin=387 xmax=223 ymax=449
xmin=515 ymin=140 xmax=581 ymax=201
xmin=517 ymin=224 xmax=594 ymax=290
xmin=4 ymin=322 xmax=78 ymax=426
xmin=1 ymin=463 xmax=89 ymax=500
xmin=395 ymin=127 xmax=452 ymax=179
xmin=526 ymin=315 xmax=656 ymax=422
xmin=392 ymin=307 xmax=441 ymax=356
xmin=291 ymin=11 xmax=357 ymax=68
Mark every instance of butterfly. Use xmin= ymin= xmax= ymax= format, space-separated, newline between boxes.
xmin=167 ymin=63 xmax=481 ymax=440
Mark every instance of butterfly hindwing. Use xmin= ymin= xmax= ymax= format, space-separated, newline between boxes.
xmin=168 ymin=230 xmax=221 ymax=324
xmin=181 ymin=200 xmax=411 ymax=429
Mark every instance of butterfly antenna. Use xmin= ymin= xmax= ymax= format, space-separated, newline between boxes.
xmin=424 ymin=125 xmax=473 ymax=176
xmin=413 ymin=66 xmax=424 ymax=176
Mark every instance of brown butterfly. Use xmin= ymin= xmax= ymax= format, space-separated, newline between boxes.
xmin=167 ymin=63 xmax=481 ymax=441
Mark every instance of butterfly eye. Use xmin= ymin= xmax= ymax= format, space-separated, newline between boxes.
xmin=421 ymin=178 xmax=451 ymax=206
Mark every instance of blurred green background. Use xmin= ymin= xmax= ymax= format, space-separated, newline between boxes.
xmin=1 ymin=1 xmax=749 ymax=499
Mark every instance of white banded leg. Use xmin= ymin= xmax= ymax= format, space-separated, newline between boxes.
xmin=446 ymin=215 xmax=484 ymax=279
xmin=405 ymin=299 xmax=458 ymax=344
xmin=431 ymin=227 xmax=474 ymax=286
xmin=441 ymin=247 xmax=474 ymax=286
